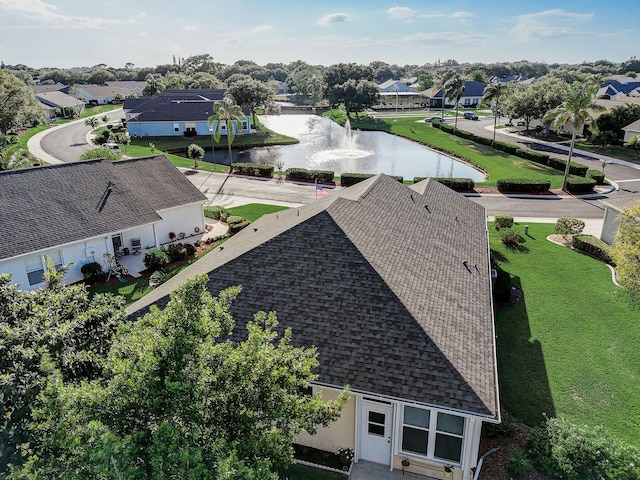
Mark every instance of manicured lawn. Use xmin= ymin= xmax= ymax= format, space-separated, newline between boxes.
xmin=277 ymin=464 xmax=345 ymax=480
xmin=347 ymin=115 xmax=567 ymax=188
xmin=227 ymin=203 xmax=289 ymax=222
xmin=571 ymin=142 xmax=640 ymax=164
xmin=490 ymin=222 xmax=640 ymax=447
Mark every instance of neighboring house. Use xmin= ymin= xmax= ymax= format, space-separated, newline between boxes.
xmin=622 ymin=119 xmax=640 ymax=142
xmin=72 ymin=84 xmax=138 ymax=105
xmin=378 ymin=79 xmax=416 ymax=93
xmin=36 ymin=91 xmax=86 ymax=119
xmin=0 ymin=156 xmax=207 ymax=290
xmin=600 ymin=194 xmax=640 ymax=245
xmin=31 ymin=82 xmax=68 ymax=94
xmin=422 ymin=81 xmax=486 ymax=109
xmin=104 ymin=80 xmax=146 ymax=97
xmin=128 ymin=174 xmax=500 ymax=480
xmin=124 ymin=89 xmax=252 ymax=137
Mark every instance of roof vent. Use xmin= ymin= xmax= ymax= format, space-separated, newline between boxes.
xmin=424 ymin=204 xmax=430 ymax=212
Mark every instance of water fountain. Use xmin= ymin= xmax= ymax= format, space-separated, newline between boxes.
xmin=309 ymin=118 xmax=372 ymax=170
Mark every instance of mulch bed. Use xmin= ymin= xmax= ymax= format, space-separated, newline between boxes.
xmin=293 ymin=444 xmax=348 ymax=471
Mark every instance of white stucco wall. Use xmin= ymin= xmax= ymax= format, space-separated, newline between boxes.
xmin=155 ymin=203 xmax=205 ymax=246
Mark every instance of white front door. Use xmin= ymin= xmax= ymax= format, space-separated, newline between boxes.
xmin=359 ymin=400 xmax=393 ymax=465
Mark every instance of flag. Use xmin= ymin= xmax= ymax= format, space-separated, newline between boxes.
xmin=316 ymin=184 xmax=330 ymax=197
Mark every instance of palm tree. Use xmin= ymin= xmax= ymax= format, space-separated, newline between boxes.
xmin=444 ymin=74 xmax=465 ymax=130
xmin=625 ymin=135 xmax=640 ymax=159
xmin=207 ymin=95 xmax=246 ymax=172
xmin=544 ymin=83 xmax=604 ymax=191
xmin=482 ymin=80 xmax=507 ymax=143
xmin=84 ymin=117 xmax=99 ymax=130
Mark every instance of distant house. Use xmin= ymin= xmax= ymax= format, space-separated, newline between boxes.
xmin=123 ymin=89 xmax=252 ymax=138
xmin=36 ymin=91 xmax=85 ymax=119
xmin=600 ymin=194 xmax=640 ymax=245
xmin=423 ymin=81 xmax=486 ymax=109
xmin=128 ymin=174 xmax=500 ymax=480
xmin=104 ymin=80 xmax=146 ymax=97
xmin=72 ymin=84 xmax=138 ymax=105
xmin=622 ymin=119 xmax=640 ymax=142
xmin=0 ymin=156 xmax=206 ymax=290
xmin=600 ymin=78 xmax=640 ymax=100
xmin=378 ymin=79 xmax=416 ymax=93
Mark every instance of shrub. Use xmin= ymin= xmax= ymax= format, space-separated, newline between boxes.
xmin=494 ymin=215 xmax=514 ymax=230
xmin=286 ymin=168 xmax=334 ymax=183
xmin=554 ymin=217 xmax=585 ymax=236
xmin=587 ymin=169 xmax=605 ymax=184
xmin=573 ymin=234 xmax=614 ymax=264
xmin=184 ymin=243 xmax=196 ymax=256
xmin=226 ymin=215 xmax=245 ymax=226
xmin=496 ymin=179 xmax=551 ymax=193
xmin=517 ymin=149 xmax=550 ymax=165
xmin=547 ymin=157 xmax=589 ymax=176
xmin=229 ymin=218 xmax=251 ymax=233
xmin=527 ymin=417 xmax=640 ymax=480
xmin=507 ymin=449 xmax=532 ymax=477
xmin=340 ymin=172 xmax=375 ymax=187
xmin=166 ymin=243 xmax=187 ymax=262
xmin=80 ymin=261 xmax=105 ymax=282
xmin=440 ymin=123 xmax=455 ymax=134
xmin=498 ymin=229 xmax=524 ymax=249
xmin=231 ymin=162 xmax=275 ymax=178
xmin=143 ymin=248 xmax=169 ymax=271
xmin=432 ymin=177 xmax=475 ymax=191
xmin=204 ymin=206 xmax=231 ymax=221
xmin=565 ymin=177 xmax=596 ymax=194
xmin=492 ymin=264 xmax=512 ymax=301
xmin=493 ymin=141 xmax=520 ymax=155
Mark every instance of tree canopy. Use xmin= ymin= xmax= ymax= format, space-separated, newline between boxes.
xmin=10 ymin=275 xmax=347 ymax=479
xmin=0 ymin=70 xmax=43 ymax=134
xmin=228 ymin=78 xmax=275 ymax=127
xmin=611 ymin=204 xmax=640 ymax=294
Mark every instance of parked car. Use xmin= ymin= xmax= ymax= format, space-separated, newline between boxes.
xmin=425 ymin=116 xmax=443 ymax=122
xmin=103 ymin=142 xmax=121 ymax=154
xmin=463 ymin=112 xmax=479 ymax=120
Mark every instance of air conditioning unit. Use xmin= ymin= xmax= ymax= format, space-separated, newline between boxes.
xmin=85 ymin=247 xmax=96 ymax=258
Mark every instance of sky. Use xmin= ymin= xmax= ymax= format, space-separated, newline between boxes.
xmin=0 ymin=0 xmax=637 ymax=69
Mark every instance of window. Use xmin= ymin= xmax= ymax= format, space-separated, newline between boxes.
xmin=368 ymin=411 xmax=386 ymax=436
xmin=174 ymin=123 xmax=180 ymax=132
xmin=25 ymin=251 xmax=63 ymax=286
xmin=242 ymin=120 xmax=248 ymax=131
xmin=401 ymin=406 xmax=465 ymax=464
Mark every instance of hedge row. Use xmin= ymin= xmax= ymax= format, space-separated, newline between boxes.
xmin=587 ymin=169 xmax=605 ymax=184
xmin=565 ymin=177 xmax=596 ymax=194
xmin=340 ymin=173 xmax=403 ymax=187
xmin=572 ymin=234 xmax=613 ymax=264
xmin=433 ymin=123 xmax=593 ymax=181
xmin=432 ymin=177 xmax=475 ymax=190
xmin=497 ymin=179 xmax=551 ymax=193
xmin=286 ymin=168 xmax=334 ymax=183
xmin=231 ymin=162 xmax=274 ymax=178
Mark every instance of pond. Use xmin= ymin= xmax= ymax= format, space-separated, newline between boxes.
xmin=203 ymin=114 xmax=485 ymax=181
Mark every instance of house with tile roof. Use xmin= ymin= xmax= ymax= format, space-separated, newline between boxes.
xmin=0 ymin=156 xmax=206 ymax=290
xmin=422 ymin=81 xmax=486 ymax=109
xmin=127 ymin=174 xmax=500 ymax=480
xmin=36 ymin=91 xmax=86 ymax=120
xmin=123 ymin=89 xmax=252 ymax=138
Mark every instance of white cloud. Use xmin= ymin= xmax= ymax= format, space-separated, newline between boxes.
xmin=0 ymin=0 xmax=130 ymax=28
xmin=252 ymin=25 xmax=274 ymax=34
xmin=182 ymin=25 xmax=198 ymax=31
xmin=316 ymin=13 xmax=350 ymax=26
xmin=387 ymin=7 xmax=414 ymax=20
xmin=510 ymin=9 xmax=593 ymax=42
xmin=452 ymin=11 xmax=472 ymax=19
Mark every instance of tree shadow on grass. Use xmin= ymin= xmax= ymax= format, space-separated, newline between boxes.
xmin=495 ymin=274 xmax=556 ymax=427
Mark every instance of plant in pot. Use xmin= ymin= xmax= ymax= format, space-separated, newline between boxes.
xmin=168 ymin=231 xmax=176 ymax=241
xmin=336 ymin=447 xmax=354 ymax=471
xmin=444 ymin=465 xmax=454 ymax=478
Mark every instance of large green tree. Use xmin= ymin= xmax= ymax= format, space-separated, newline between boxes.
xmin=15 ymin=275 xmax=347 ymax=479
xmin=544 ymin=82 xmax=604 ymax=190
xmin=228 ymin=78 xmax=275 ymax=129
xmin=0 ymin=265 xmax=125 ymax=475
xmin=208 ymin=95 xmax=247 ymax=170
xmin=323 ymin=63 xmax=376 ymax=116
xmin=611 ymin=204 xmax=640 ymax=294
xmin=0 ymin=70 xmax=43 ymax=134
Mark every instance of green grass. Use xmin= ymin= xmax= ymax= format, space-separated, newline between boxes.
xmin=89 ymin=276 xmax=152 ymax=305
xmin=491 ymin=222 xmax=640 ymax=447
xmin=572 ymin=142 xmax=640 ymax=164
xmin=346 ymin=114 xmax=567 ymax=188
xmin=277 ymin=464 xmax=345 ymax=480
xmin=227 ymin=203 xmax=289 ymax=222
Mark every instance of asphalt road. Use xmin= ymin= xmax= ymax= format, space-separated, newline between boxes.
xmin=39 ymin=109 xmax=124 ymax=163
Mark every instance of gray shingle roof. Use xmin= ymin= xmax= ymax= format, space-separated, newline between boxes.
xmin=128 ymin=175 xmax=499 ymax=418
xmin=0 ymin=156 xmax=206 ymax=261
xmin=602 ymin=194 xmax=640 ymax=212
xmin=36 ymin=91 xmax=84 ymax=109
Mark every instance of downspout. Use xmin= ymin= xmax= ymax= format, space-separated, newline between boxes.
xmin=472 ymin=447 xmax=501 ymax=480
